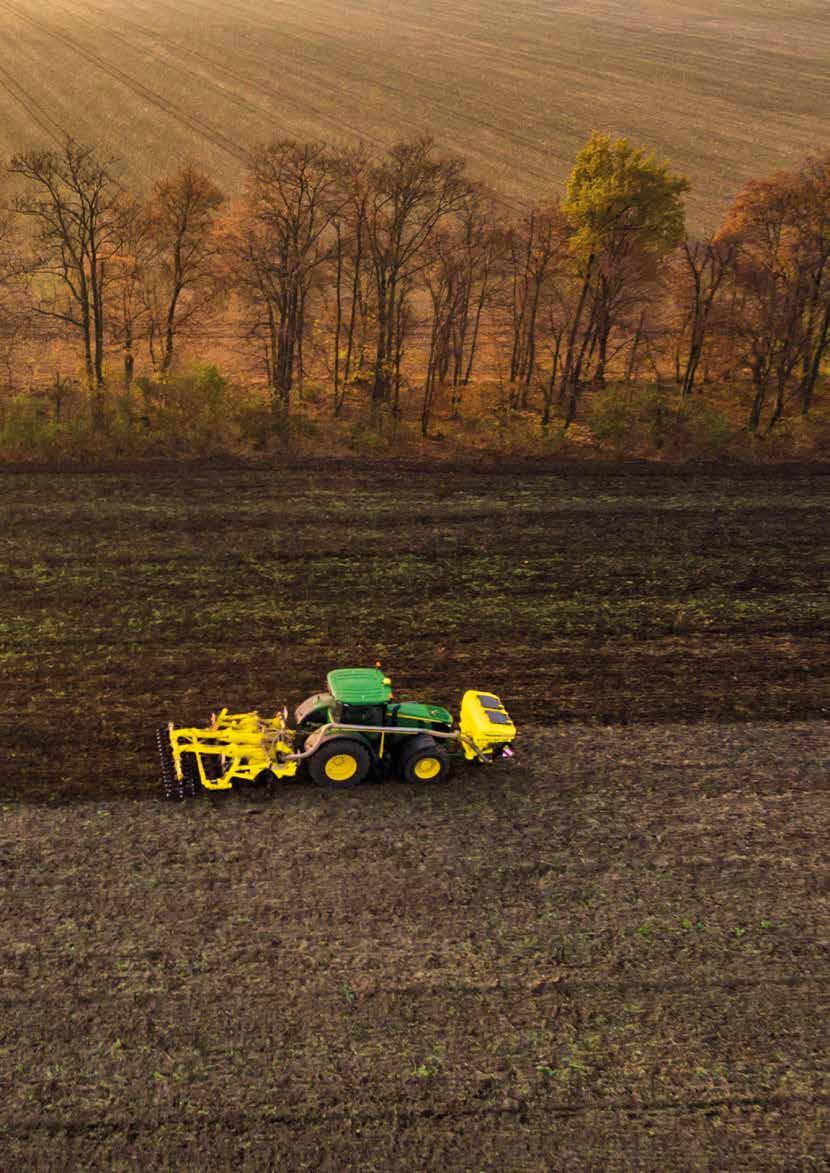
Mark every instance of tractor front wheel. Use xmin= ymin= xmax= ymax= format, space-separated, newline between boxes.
xmin=399 ymin=735 xmax=450 ymax=784
xmin=309 ymin=738 xmax=371 ymax=789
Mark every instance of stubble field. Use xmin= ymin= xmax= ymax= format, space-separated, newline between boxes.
xmin=0 ymin=460 xmax=828 ymax=1166
xmin=0 ymin=0 xmax=828 ymax=229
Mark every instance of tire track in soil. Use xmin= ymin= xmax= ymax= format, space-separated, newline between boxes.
xmin=0 ymin=55 xmax=68 ymax=145
xmin=0 ymin=0 xmax=251 ymax=166
xmin=92 ymin=0 xmax=542 ymax=205
xmin=178 ymin=0 xmax=576 ymax=168
xmin=4 ymin=1092 xmax=829 ymax=1139
xmin=64 ymin=0 xmax=388 ymax=153
xmin=3 ymin=972 xmax=825 ymax=1009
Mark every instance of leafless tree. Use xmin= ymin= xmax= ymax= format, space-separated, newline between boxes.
xmin=668 ymin=236 xmax=735 ymax=397
xmin=145 ymin=165 xmax=224 ymax=374
xmin=329 ymin=145 xmax=373 ymax=414
xmin=108 ymin=195 xmax=155 ymax=390
xmin=9 ymin=139 xmax=127 ymax=423
xmin=226 ymin=141 xmax=341 ymax=412
xmin=506 ymin=205 xmax=569 ymax=407
xmin=363 ymin=138 xmax=472 ymax=405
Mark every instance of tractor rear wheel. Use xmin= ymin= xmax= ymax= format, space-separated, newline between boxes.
xmin=399 ymin=735 xmax=450 ymax=784
xmin=309 ymin=738 xmax=371 ymax=789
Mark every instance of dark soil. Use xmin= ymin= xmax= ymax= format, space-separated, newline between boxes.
xmin=0 ymin=463 xmax=827 ymax=1167
xmin=0 ymin=462 xmax=827 ymax=803
xmin=1 ymin=722 xmax=827 ymax=1168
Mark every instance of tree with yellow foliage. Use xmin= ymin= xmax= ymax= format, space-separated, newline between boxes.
xmin=558 ymin=132 xmax=689 ymax=424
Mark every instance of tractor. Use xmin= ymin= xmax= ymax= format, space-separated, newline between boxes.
xmin=157 ymin=667 xmax=516 ymax=798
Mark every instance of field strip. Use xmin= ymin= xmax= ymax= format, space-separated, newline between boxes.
xmin=125 ymin=0 xmax=569 ymax=186
xmin=0 ymin=55 xmax=68 ymax=145
xmin=60 ymin=0 xmax=386 ymax=153
xmin=0 ymin=0 xmax=251 ymax=165
xmin=3 ymin=1092 xmax=828 ymax=1138
xmin=1 ymin=974 xmax=826 ymax=1009
xmin=49 ymin=0 xmax=297 ymax=142
xmin=214 ymin=0 xmax=738 ymax=129
xmin=205 ymin=0 xmax=577 ymax=165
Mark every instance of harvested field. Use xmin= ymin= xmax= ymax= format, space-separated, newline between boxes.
xmin=0 ymin=1 xmax=828 ymax=228
xmin=1 ymin=461 xmax=828 ymax=1166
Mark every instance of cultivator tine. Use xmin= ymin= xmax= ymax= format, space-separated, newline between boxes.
xmin=157 ymin=725 xmax=185 ymax=801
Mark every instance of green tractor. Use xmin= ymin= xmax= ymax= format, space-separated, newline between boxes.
xmin=158 ymin=667 xmax=516 ymax=798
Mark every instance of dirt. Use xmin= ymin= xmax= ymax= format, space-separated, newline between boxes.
xmin=1 ymin=721 xmax=828 ymax=1168
xmin=0 ymin=462 xmax=827 ymax=1166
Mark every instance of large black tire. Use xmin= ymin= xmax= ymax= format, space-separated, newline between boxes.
xmin=308 ymin=737 xmax=372 ymax=789
xmin=399 ymin=734 xmax=451 ymax=784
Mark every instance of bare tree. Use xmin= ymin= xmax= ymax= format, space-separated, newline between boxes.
xmin=446 ymin=189 xmax=503 ymax=399
xmin=109 ymin=195 xmax=155 ymax=390
xmin=145 ymin=165 xmax=224 ymax=375
xmin=9 ymin=139 xmax=127 ymax=423
xmin=419 ymin=194 xmax=506 ymax=432
xmin=364 ymin=138 xmax=472 ymax=405
xmin=668 ymin=236 xmax=735 ymax=397
xmin=506 ymin=204 xmax=569 ymax=407
xmin=226 ymin=141 xmax=341 ymax=412
xmin=0 ymin=209 xmax=28 ymax=391
xmin=329 ymin=145 xmax=373 ymax=414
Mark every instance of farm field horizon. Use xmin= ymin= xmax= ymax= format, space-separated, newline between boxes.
xmin=0 ymin=0 xmax=828 ymax=230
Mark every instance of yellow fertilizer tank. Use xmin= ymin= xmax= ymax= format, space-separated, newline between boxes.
xmin=459 ymin=690 xmax=517 ymax=760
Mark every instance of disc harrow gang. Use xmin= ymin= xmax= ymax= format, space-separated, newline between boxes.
xmin=157 ymin=726 xmax=200 ymax=801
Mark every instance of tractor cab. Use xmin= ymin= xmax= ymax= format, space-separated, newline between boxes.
xmin=327 ymin=667 xmax=391 ymax=727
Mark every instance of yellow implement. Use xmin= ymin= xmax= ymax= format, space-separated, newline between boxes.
xmin=159 ymin=708 xmax=297 ymax=799
xmin=459 ymin=690 xmax=517 ymax=760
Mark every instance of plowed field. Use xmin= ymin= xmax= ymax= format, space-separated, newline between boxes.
xmin=1 ymin=461 xmax=828 ymax=1167
xmin=1 ymin=1 xmax=828 ymax=228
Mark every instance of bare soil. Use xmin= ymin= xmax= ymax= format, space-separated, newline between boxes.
xmin=0 ymin=461 xmax=827 ymax=1167
xmin=1 ymin=722 xmax=828 ymax=1168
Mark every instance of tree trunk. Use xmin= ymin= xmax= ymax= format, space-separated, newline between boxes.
xmin=559 ymin=255 xmax=594 ymax=428
xmin=798 ymin=303 xmax=829 ymax=415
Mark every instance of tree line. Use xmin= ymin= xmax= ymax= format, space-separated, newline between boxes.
xmin=0 ymin=132 xmax=827 ymax=436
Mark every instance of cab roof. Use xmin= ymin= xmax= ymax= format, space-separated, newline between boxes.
xmin=327 ymin=667 xmax=392 ymax=705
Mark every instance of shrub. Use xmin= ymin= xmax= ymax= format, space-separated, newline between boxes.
xmin=587 ymin=386 xmax=650 ymax=457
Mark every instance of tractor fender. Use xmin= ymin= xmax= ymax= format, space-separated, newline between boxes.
xmin=395 ymin=731 xmax=439 ymax=763
xmin=305 ymin=727 xmax=376 ymax=757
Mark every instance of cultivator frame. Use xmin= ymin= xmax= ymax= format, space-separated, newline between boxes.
xmin=157 ymin=670 xmax=517 ymax=799
xmin=158 ymin=709 xmax=298 ymax=800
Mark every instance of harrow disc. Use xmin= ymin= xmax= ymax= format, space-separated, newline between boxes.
xmin=157 ymin=726 xmax=183 ymax=801
xmin=179 ymin=752 xmax=203 ymax=799
xmin=157 ymin=728 xmax=203 ymax=800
